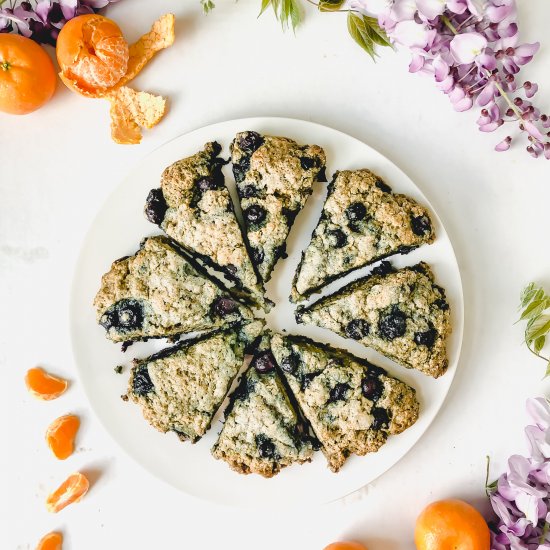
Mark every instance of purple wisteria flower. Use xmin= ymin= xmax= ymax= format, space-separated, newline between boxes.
xmin=488 ymin=398 xmax=550 ymax=549
xmin=353 ymin=0 xmax=549 ymax=159
xmin=0 ymin=0 xmax=120 ymax=45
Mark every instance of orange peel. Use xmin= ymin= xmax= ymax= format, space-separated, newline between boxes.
xmin=57 ymin=13 xmax=175 ymax=144
xmin=46 ymin=472 xmax=90 ymax=513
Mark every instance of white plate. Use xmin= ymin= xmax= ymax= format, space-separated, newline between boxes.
xmin=70 ymin=117 xmax=464 ymax=506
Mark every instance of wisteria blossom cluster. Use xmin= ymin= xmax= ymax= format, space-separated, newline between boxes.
xmin=0 ymin=0 xmax=120 ymax=45
xmin=488 ymin=398 xmax=550 ymax=549
xmin=353 ymin=0 xmax=549 ymax=159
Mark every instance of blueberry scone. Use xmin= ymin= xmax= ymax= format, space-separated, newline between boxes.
xmin=296 ymin=262 xmax=451 ymax=378
xmin=230 ymin=131 xmax=326 ymax=283
xmin=94 ymin=236 xmax=254 ymax=344
xmin=270 ymin=333 xmax=419 ymax=472
xmin=127 ymin=321 xmax=264 ymax=442
xmin=291 ymin=169 xmax=435 ymax=302
xmin=212 ymin=332 xmax=315 ymax=477
xmin=144 ymin=141 xmax=266 ymax=308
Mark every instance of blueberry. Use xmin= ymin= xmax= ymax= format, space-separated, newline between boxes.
xmin=144 ymin=188 xmax=168 ymax=225
xmin=409 ymin=263 xmax=427 ymax=274
xmin=244 ymin=204 xmax=266 ymax=225
xmin=239 ymin=184 xmax=258 ymax=198
xmin=346 ymin=202 xmax=367 ymax=223
xmin=371 ymin=261 xmax=395 ymax=277
xmin=250 ymin=247 xmax=264 ymax=266
xmin=133 ymin=365 xmax=154 ymax=396
xmin=434 ymin=298 xmax=449 ymax=311
xmin=329 ymin=382 xmax=350 ymax=403
xmin=327 ymin=229 xmax=347 ymax=248
xmin=252 ymin=351 xmax=276 ymax=374
xmin=282 ymin=207 xmax=298 ymax=224
xmin=211 ymin=296 xmax=238 ymax=317
xmin=237 ymin=131 xmax=264 ymax=154
xmin=255 ymin=434 xmax=277 ymax=459
xmin=361 ymin=376 xmax=383 ymax=401
xmin=225 ymin=264 xmax=237 ymax=276
xmin=371 ymin=407 xmax=391 ymax=430
xmin=281 ymin=352 xmax=300 ymax=374
xmin=375 ymin=179 xmax=392 ymax=193
xmin=413 ymin=327 xmax=438 ymax=348
xmin=300 ymin=156 xmax=318 ymax=170
xmin=378 ymin=308 xmax=407 ymax=340
xmin=274 ymin=243 xmax=288 ymax=260
xmin=100 ymin=299 xmax=144 ymax=333
xmin=196 ymin=174 xmax=222 ymax=192
xmin=397 ymin=245 xmax=416 ymax=255
xmin=301 ymin=372 xmax=321 ymax=390
xmin=232 ymin=157 xmax=250 ymax=184
xmin=316 ymin=166 xmax=327 ymax=182
xmin=411 ymin=215 xmax=432 ymax=236
xmin=345 ymin=319 xmax=370 ymax=340
xmin=232 ymin=377 xmax=256 ymax=402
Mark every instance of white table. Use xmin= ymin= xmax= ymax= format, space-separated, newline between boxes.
xmin=3 ymin=1 xmax=550 ymax=548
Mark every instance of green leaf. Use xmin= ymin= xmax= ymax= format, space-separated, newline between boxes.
xmin=259 ymin=0 xmax=303 ymax=30
xmin=527 ymin=316 xmax=550 ymax=342
xmin=519 ymin=295 xmax=550 ymax=321
xmin=200 ymin=0 xmax=215 ymax=13
xmin=347 ymin=12 xmax=391 ymax=60
xmin=521 ymin=283 xmax=537 ymax=308
xmin=545 ymin=361 xmax=550 ymax=379
xmin=318 ymin=0 xmax=345 ymax=11
xmin=534 ymin=335 xmax=547 ymax=354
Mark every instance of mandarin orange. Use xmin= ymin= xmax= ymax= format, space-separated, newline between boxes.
xmin=46 ymin=472 xmax=89 ymax=513
xmin=56 ymin=14 xmax=129 ymax=94
xmin=324 ymin=543 xmax=368 ymax=550
xmin=415 ymin=499 xmax=490 ymax=550
xmin=0 ymin=34 xmax=56 ymax=115
xmin=25 ymin=367 xmax=68 ymax=401
xmin=36 ymin=531 xmax=63 ymax=550
xmin=46 ymin=414 xmax=80 ymax=460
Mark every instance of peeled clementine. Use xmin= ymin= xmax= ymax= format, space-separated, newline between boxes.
xmin=46 ymin=472 xmax=89 ymax=513
xmin=324 ymin=543 xmax=368 ymax=550
xmin=46 ymin=414 xmax=80 ymax=460
xmin=56 ymin=14 xmax=129 ymax=94
xmin=25 ymin=367 xmax=68 ymax=401
xmin=415 ymin=499 xmax=490 ymax=550
xmin=0 ymin=34 xmax=56 ymax=115
xmin=36 ymin=531 xmax=63 ymax=550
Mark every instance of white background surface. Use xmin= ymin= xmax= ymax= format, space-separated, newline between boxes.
xmin=2 ymin=0 xmax=550 ymax=548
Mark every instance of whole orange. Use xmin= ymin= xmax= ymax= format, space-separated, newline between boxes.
xmin=415 ymin=499 xmax=490 ymax=550
xmin=324 ymin=543 xmax=368 ymax=550
xmin=0 ymin=34 xmax=56 ymax=115
xmin=56 ymin=14 xmax=129 ymax=94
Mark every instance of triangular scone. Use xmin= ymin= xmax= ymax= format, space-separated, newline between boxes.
xmin=144 ymin=141 xmax=266 ymax=308
xmin=296 ymin=262 xmax=451 ymax=378
xmin=230 ymin=131 xmax=326 ymax=283
xmin=291 ymin=169 xmax=435 ymax=302
xmin=127 ymin=321 xmax=264 ymax=443
xmin=212 ymin=333 xmax=315 ymax=477
xmin=94 ymin=236 xmax=254 ymax=343
xmin=270 ymin=333 xmax=419 ymax=473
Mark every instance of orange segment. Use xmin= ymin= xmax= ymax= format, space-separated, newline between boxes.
xmin=324 ymin=543 xmax=368 ymax=550
xmin=415 ymin=499 xmax=490 ymax=550
xmin=46 ymin=472 xmax=89 ymax=513
xmin=36 ymin=531 xmax=63 ymax=550
xmin=25 ymin=368 xmax=68 ymax=401
xmin=56 ymin=14 xmax=129 ymax=94
xmin=46 ymin=414 xmax=80 ymax=460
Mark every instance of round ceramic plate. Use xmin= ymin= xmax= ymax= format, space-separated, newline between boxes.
xmin=70 ymin=117 xmax=464 ymax=506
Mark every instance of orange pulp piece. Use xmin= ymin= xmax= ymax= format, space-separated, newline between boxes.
xmin=25 ymin=367 xmax=68 ymax=401
xmin=46 ymin=414 xmax=80 ymax=460
xmin=415 ymin=499 xmax=491 ymax=550
xmin=36 ymin=531 xmax=63 ymax=550
xmin=56 ymin=14 xmax=129 ymax=94
xmin=46 ymin=472 xmax=90 ymax=513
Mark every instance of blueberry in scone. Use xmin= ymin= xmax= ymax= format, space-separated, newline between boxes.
xmin=230 ymin=131 xmax=326 ymax=283
xmin=127 ymin=321 xmax=264 ymax=442
xmin=291 ymin=169 xmax=435 ymax=302
xmin=94 ymin=235 xmax=254 ymax=344
xmin=144 ymin=141 xmax=267 ymax=309
xmin=295 ymin=262 xmax=451 ymax=378
xmin=270 ymin=333 xmax=419 ymax=473
xmin=212 ymin=332 xmax=315 ymax=477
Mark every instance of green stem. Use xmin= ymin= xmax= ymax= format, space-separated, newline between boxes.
xmin=304 ymin=0 xmax=359 ymax=13
xmin=441 ymin=14 xmax=458 ymax=34
xmin=540 ymin=521 xmax=549 ymax=544
xmin=526 ymin=341 xmax=550 ymax=364
xmin=1 ymin=61 xmax=10 ymax=72
xmin=493 ymin=79 xmax=523 ymax=119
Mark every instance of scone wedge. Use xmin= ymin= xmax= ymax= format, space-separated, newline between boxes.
xmin=291 ymin=169 xmax=435 ymax=302
xmin=270 ymin=333 xmax=419 ymax=472
xmin=231 ymin=131 xmax=326 ymax=283
xmin=212 ymin=333 xmax=315 ymax=477
xmin=296 ymin=262 xmax=451 ymax=378
xmin=94 ymin=235 xmax=254 ymax=344
xmin=144 ymin=141 xmax=267 ymax=309
xmin=127 ymin=321 xmax=264 ymax=442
